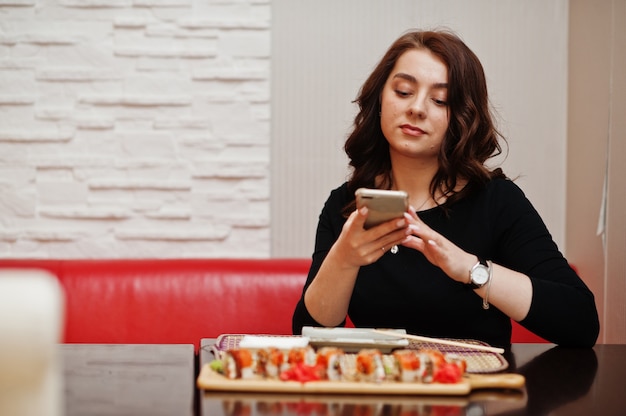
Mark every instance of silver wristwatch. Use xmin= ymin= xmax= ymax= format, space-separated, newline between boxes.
xmin=468 ymin=257 xmax=491 ymax=289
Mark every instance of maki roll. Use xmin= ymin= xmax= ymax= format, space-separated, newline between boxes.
xmin=223 ymin=348 xmax=255 ymax=379
xmin=316 ymin=347 xmax=345 ymax=381
xmin=392 ymin=349 xmax=420 ymax=383
xmin=256 ymin=347 xmax=285 ymax=379
xmin=417 ymin=349 xmax=446 ymax=383
xmin=415 ymin=349 xmax=467 ymax=383
xmin=287 ymin=346 xmax=317 ymax=366
xmin=355 ymin=349 xmax=385 ymax=383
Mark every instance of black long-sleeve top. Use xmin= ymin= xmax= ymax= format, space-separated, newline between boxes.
xmin=292 ymin=178 xmax=599 ymax=349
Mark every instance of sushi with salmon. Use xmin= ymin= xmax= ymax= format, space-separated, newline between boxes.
xmin=256 ymin=347 xmax=286 ymax=378
xmin=392 ymin=349 xmax=421 ymax=382
xmin=287 ymin=346 xmax=317 ymax=366
xmin=316 ymin=347 xmax=345 ymax=381
xmin=223 ymin=348 xmax=255 ymax=379
xmin=355 ymin=349 xmax=386 ymax=383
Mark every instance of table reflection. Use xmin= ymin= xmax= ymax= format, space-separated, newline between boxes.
xmin=203 ymin=386 xmax=527 ymax=416
xmin=213 ymin=394 xmax=484 ymax=416
xmin=509 ymin=345 xmax=597 ymax=416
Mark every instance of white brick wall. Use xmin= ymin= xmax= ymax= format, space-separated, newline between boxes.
xmin=0 ymin=0 xmax=271 ymax=258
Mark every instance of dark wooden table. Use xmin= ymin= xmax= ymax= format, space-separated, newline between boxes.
xmin=198 ymin=339 xmax=626 ymax=416
xmin=62 ymin=344 xmax=195 ymax=416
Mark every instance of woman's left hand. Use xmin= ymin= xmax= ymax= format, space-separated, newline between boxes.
xmin=400 ymin=209 xmax=476 ymax=284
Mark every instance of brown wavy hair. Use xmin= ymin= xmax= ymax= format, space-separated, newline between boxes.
xmin=344 ymin=29 xmax=506 ymax=215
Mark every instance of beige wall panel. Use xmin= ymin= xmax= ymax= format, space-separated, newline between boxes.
xmin=605 ymin=0 xmax=626 ymax=344
xmin=568 ymin=0 xmax=626 ymax=343
xmin=567 ymin=0 xmax=611 ymax=342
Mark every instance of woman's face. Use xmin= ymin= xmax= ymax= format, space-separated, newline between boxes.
xmin=380 ymin=48 xmax=450 ymax=163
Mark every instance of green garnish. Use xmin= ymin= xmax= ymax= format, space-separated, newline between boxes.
xmin=209 ymin=359 xmax=223 ymax=374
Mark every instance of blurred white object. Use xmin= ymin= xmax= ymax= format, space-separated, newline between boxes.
xmin=0 ymin=269 xmax=65 ymax=416
xmin=239 ymin=335 xmax=310 ymax=350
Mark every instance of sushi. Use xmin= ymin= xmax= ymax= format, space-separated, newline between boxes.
xmin=287 ymin=346 xmax=317 ymax=366
xmin=390 ymin=348 xmax=467 ymax=384
xmin=223 ymin=348 xmax=255 ymax=379
xmin=392 ymin=349 xmax=421 ymax=382
xmin=316 ymin=347 xmax=345 ymax=381
xmin=256 ymin=347 xmax=286 ymax=378
xmin=218 ymin=344 xmax=467 ymax=384
xmin=355 ymin=349 xmax=386 ymax=383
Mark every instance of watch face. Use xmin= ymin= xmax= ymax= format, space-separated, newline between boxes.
xmin=472 ymin=266 xmax=490 ymax=285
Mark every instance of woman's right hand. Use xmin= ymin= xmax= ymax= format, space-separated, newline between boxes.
xmin=303 ymin=206 xmax=410 ymax=326
xmin=331 ymin=206 xmax=410 ymax=267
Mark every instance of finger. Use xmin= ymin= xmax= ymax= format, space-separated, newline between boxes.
xmin=406 ymin=206 xmax=419 ymax=221
xmin=353 ymin=206 xmax=368 ymax=229
xmin=401 ymin=223 xmax=439 ymax=256
xmin=401 ymin=235 xmax=426 ymax=252
xmin=405 ymin=217 xmax=438 ymax=243
xmin=407 ymin=223 xmax=424 ymax=239
xmin=358 ymin=244 xmax=387 ymax=265
xmin=341 ymin=208 xmax=366 ymax=237
xmin=367 ymin=216 xmax=407 ymax=240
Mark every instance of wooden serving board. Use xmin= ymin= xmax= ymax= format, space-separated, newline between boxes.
xmin=197 ymin=364 xmax=525 ymax=396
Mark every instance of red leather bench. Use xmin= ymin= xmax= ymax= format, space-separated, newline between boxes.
xmin=0 ymin=258 xmax=546 ymax=350
xmin=0 ymin=259 xmax=309 ymax=351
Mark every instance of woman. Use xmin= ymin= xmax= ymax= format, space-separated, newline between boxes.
xmin=291 ymin=29 xmax=599 ymax=349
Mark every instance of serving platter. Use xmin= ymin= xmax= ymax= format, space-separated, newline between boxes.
xmin=201 ymin=331 xmax=524 ymax=396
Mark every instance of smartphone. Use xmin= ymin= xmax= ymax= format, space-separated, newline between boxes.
xmin=355 ymin=188 xmax=409 ymax=229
